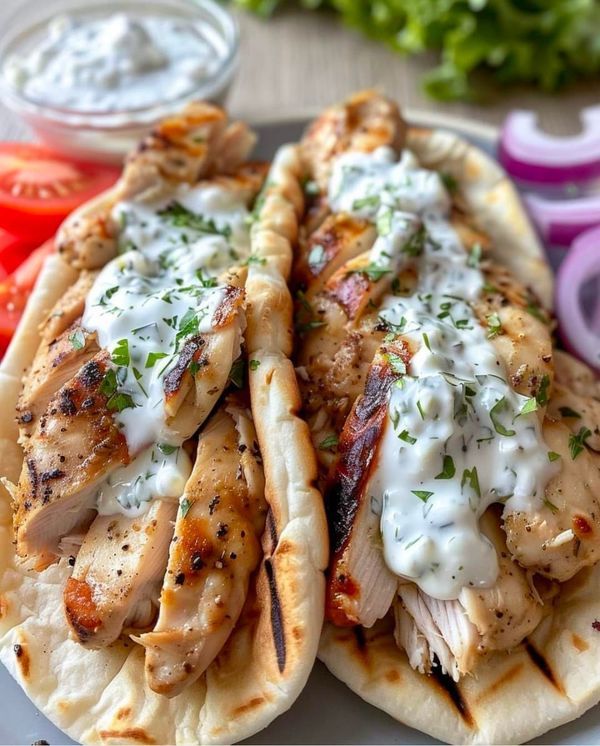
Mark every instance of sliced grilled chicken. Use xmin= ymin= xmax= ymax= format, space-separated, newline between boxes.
xmin=139 ymin=401 xmax=267 ymax=696
xmin=503 ymin=419 xmax=600 ymax=581
xmin=14 ymin=352 xmax=129 ymax=560
xmin=64 ymin=499 xmax=177 ymax=647
xmin=300 ymin=89 xmax=406 ymax=191
xmin=326 ymin=343 xmax=410 ymax=628
xmin=396 ymin=509 xmax=547 ymax=680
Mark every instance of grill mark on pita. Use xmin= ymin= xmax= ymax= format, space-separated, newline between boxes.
xmin=525 ymin=640 xmax=564 ymax=694
xmin=265 ymin=510 xmax=278 ymax=554
xmin=430 ymin=667 xmax=475 ymax=728
xmin=352 ymin=625 xmax=367 ymax=651
xmin=265 ymin=557 xmax=286 ymax=672
xmin=99 ymin=729 xmax=156 ymax=744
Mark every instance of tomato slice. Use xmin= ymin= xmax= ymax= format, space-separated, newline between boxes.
xmin=0 ymin=228 xmax=43 ymax=276
xmin=0 ymin=143 xmax=120 ymax=239
xmin=0 ymin=239 xmax=55 ymax=357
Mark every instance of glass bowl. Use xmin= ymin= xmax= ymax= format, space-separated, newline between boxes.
xmin=0 ymin=0 xmax=239 ymax=162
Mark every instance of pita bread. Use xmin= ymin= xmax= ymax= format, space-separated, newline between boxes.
xmin=295 ymin=101 xmax=599 ymax=744
xmin=0 ymin=105 xmax=327 ymax=745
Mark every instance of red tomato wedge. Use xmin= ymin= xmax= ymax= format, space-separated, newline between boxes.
xmin=0 ymin=143 xmax=120 ymax=238
xmin=0 ymin=239 xmax=55 ymax=357
xmin=0 ymin=229 xmax=43 ymax=276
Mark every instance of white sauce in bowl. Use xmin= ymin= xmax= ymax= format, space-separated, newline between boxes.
xmin=329 ymin=147 xmax=558 ymax=600
xmin=5 ymin=13 xmax=226 ymax=113
xmin=81 ymin=181 xmax=251 ymax=515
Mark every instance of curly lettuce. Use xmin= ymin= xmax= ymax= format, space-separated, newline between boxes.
xmin=231 ymin=0 xmax=600 ymax=101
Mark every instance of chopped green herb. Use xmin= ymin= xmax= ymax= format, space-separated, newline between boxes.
xmin=195 ymin=269 xmax=218 ymax=288
xmin=467 ymin=243 xmax=482 ymax=268
xmin=376 ymin=209 xmax=393 ymax=236
xmin=490 ymin=397 xmax=516 ymax=437
xmin=188 ymin=360 xmax=201 ymax=376
xmin=569 ymin=427 xmax=592 ymax=460
xmin=412 ymin=490 xmax=433 ymax=502
xmin=385 ymin=352 xmax=406 ymax=376
xmin=548 ymin=451 xmax=561 ymax=462
xmin=176 ymin=309 xmax=200 ymax=346
xmin=416 ymin=400 xmax=426 ymax=420
xmin=158 ymin=202 xmax=231 ymax=237
xmin=180 ymin=497 xmax=192 ymax=519
xmin=106 ymin=392 xmax=136 ymax=413
xmin=69 ymin=329 xmax=85 ymax=351
xmin=461 ymin=466 xmax=481 ymax=498
xmin=435 ymin=455 xmax=456 ymax=479
xmin=402 ymin=225 xmax=426 ymax=257
xmin=146 ymin=351 xmax=168 ymax=369
xmin=398 ymin=430 xmax=417 ymax=445
xmin=158 ymin=443 xmax=178 ymax=455
xmin=229 ymin=358 xmax=245 ymax=389
xmin=348 ymin=262 xmax=391 ymax=282
xmin=543 ymin=497 xmax=559 ymax=514
xmin=526 ymin=300 xmax=547 ymax=323
xmin=100 ymin=369 xmax=118 ymax=398
xmin=486 ymin=312 xmax=502 ymax=338
xmin=536 ymin=374 xmax=551 ymax=406
xmin=559 ymin=406 xmax=581 ymax=419
xmin=519 ymin=397 xmax=538 ymax=416
xmin=319 ymin=434 xmax=339 ymax=450
xmin=352 ymin=194 xmax=380 ymax=210
xmin=422 ymin=332 xmax=432 ymax=352
xmin=441 ymin=172 xmax=458 ymax=193
xmin=249 ymin=359 xmax=261 ymax=371
xmin=245 ymin=255 xmax=267 ymax=266
xmin=111 ymin=338 xmax=130 ymax=367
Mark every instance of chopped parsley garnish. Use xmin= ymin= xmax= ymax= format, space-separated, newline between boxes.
xmin=402 ymin=225 xmax=426 ymax=257
xmin=376 ymin=209 xmax=393 ymax=236
xmin=249 ymin=359 xmax=261 ymax=371
xmin=536 ymin=374 xmax=551 ymax=406
xmin=348 ymin=262 xmax=391 ymax=282
xmin=416 ymin=400 xmax=426 ymax=420
xmin=490 ymin=397 xmax=516 ymax=437
xmin=422 ymin=332 xmax=432 ymax=352
xmin=245 ymin=255 xmax=267 ymax=266
xmin=569 ymin=427 xmax=592 ymax=460
xmin=385 ymin=352 xmax=406 ymax=376
xmin=180 ymin=497 xmax=192 ymax=519
xmin=195 ymin=269 xmax=217 ymax=288
xmin=467 ymin=243 xmax=482 ymax=268
xmin=106 ymin=392 xmax=136 ymax=413
xmin=526 ymin=299 xmax=547 ymax=323
xmin=398 ymin=430 xmax=417 ymax=445
xmin=548 ymin=451 xmax=561 ymax=462
xmin=146 ymin=351 xmax=168 ymax=368
xmin=543 ymin=497 xmax=559 ymax=514
xmin=158 ymin=201 xmax=231 ymax=237
xmin=559 ymin=406 xmax=581 ymax=419
xmin=111 ymin=338 xmax=130 ymax=367
xmin=295 ymin=290 xmax=327 ymax=335
xmin=158 ymin=443 xmax=178 ymax=455
xmin=69 ymin=329 xmax=85 ymax=350
xmin=461 ymin=466 xmax=481 ymax=498
xmin=319 ymin=435 xmax=339 ymax=450
xmin=412 ymin=490 xmax=433 ymax=502
xmin=352 ymin=194 xmax=380 ymax=210
xmin=519 ymin=397 xmax=538 ymax=416
xmin=441 ymin=172 xmax=458 ymax=193
xmin=486 ymin=312 xmax=502 ymax=338
xmin=175 ymin=309 xmax=200 ymax=347
xmin=435 ymin=455 xmax=456 ymax=479
xmin=228 ymin=358 xmax=245 ymax=389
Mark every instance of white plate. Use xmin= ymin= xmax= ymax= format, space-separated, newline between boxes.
xmin=1 ymin=113 xmax=598 ymax=746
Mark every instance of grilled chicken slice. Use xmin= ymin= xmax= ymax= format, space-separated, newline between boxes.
xmin=139 ymin=401 xmax=267 ymax=696
xmin=326 ymin=343 xmax=410 ymax=628
xmin=503 ymin=419 xmax=600 ymax=581
xmin=14 ymin=352 xmax=130 ymax=561
xmin=395 ymin=509 xmax=547 ymax=680
xmin=300 ymin=90 xmax=406 ymax=191
xmin=64 ymin=499 xmax=177 ymax=647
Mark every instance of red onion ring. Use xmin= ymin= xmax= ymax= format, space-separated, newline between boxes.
xmin=499 ymin=107 xmax=600 ymax=185
xmin=556 ymin=225 xmax=600 ymax=372
xmin=525 ymin=193 xmax=600 ymax=246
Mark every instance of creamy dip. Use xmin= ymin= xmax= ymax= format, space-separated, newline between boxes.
xmin=329 ymin=147 xmax=558 ymax=600
xmin=82 ymin=181 xmax=250 ymax=515
xmin=5 ymin=13 xmax=226 ymax=113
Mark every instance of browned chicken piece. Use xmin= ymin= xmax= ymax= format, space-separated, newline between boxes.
xmin=64 ymin=499 xmax=177 ymax=647
xmin=549 ymin=350 xmax=600 ymax=452
xmin=139 ymin=401 xmax=267 ymax=696
xmin=56 ymin=212 xmax=117 ymax=271
xmin=395 ymin=509 xmax=548 ymax=680
xmin=294 ymin=214 xmax=377 ymax=298
xmin=17 ymin=323 xmax=99 ymax=436
xmin=326 ymin=342 xmax=411 ymax=628
xmin=14 ymin=352 xmax=130 ymax=562
xmin=37 ymin=271 xmax=97 ymax=347
xmin=503 ymin=419 xmax=600 ymax=582
xmin=300 ymin=90 xmax=407 ymax=192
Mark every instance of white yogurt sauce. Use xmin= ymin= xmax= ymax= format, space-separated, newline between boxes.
xmin=329 ymin=147 xmax=558 ymax=600
xmin=82 ymin=182 xmax=250 ymax=514
xmin=5 ymin=13 xmax=226 ymax=113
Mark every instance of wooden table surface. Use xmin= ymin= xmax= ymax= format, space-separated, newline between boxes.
xmin=1 ymin=3 xmax=598 ymax=140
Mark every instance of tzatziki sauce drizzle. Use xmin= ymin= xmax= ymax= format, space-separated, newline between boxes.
xmin=328 ymin=146 xmax=558 ymax=601
xmin=82 ymin=182 xmax=250 ymax=516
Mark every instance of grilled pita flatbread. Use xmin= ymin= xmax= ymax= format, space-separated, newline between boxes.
xmin=293 ymin=95 xmax=600 ymax=745
xmin=0 ymin=103 xmax=327 ymax=745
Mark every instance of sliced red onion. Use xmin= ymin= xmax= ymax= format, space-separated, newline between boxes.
xmin=524 ymin=193 xmax=600 ymax=246
xmin=499 ymin=106 xmax=600 ymax=185
xmin=556 ymin=225 xmax=600 ymax=372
